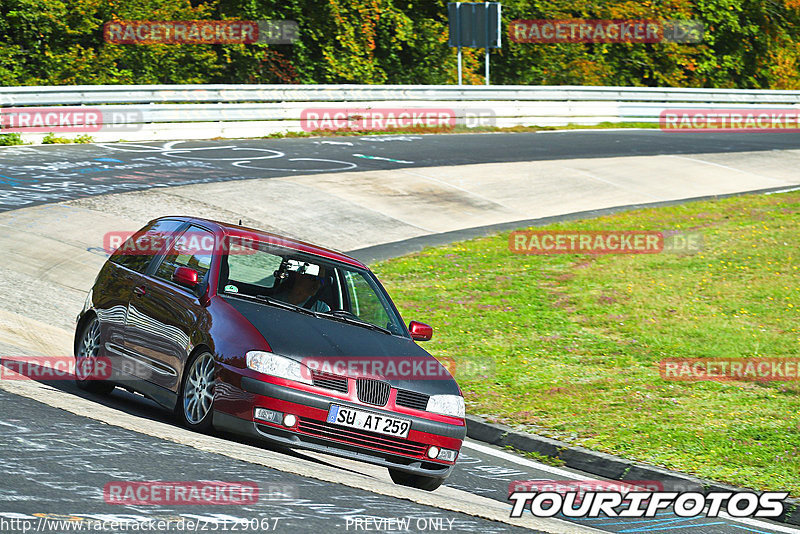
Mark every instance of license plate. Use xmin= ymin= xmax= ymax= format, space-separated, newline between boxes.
xmin=326 ymin=405 xmax=410 ymax=438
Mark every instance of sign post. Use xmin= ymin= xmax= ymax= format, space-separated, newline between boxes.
xmin=448 ymin=2 xmax=502 ymax=85
xmin=458 ymin=47 xmax=463 ymax=86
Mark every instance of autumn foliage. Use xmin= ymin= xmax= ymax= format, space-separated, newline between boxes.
xmin=1 ymin=0 xmax=799 ymax=88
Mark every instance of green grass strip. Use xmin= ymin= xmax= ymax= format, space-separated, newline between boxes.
xmin=374 ymin=191 xmax=800 ymax=495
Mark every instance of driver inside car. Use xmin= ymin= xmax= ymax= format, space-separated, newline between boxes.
xmin=273 ymin=264 xmax=331 ymax=312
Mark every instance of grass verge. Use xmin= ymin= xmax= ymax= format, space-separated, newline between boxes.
xmin=42 ymin=133 xmax=94 ymax=144
xmin=261 ymin=121 xmax=658 ymax=139
xmin=374 ymin=191 xmax=800 ymax=495
xmin=0 ymin=133 xmax=28 ymax=146
xmin=503 ymin=446 xmax=567 ymax=467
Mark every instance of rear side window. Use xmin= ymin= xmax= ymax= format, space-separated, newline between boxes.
xmin=154 ymin=225 xmax=214 ymax=286
xmin=110 ymin=219 xmax=184 ymax=274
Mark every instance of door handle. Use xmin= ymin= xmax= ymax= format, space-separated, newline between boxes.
xmin=133 ymin=286 xmax=146 ymax=297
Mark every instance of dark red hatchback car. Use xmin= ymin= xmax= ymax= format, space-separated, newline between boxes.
xmin=75 ymin=216 xmax=466 ymax=490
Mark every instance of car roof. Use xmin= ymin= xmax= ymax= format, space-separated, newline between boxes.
xmin=155 ymin=216 xmax=368 ymax=269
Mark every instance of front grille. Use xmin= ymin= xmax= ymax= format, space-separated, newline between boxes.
xmin=311 ymin=370 xmax=348 ymax=393
xmin=356 ymin=378 xmax=390 ymax=406
xmin=297 ymin=417 xmax=426 ymax=457
xmin=395 ymin=389 xmax=429 ymax=411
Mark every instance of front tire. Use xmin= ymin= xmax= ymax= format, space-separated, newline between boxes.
xmin=74 ymin=317 xmax=115 ymax=395
xmin=178 ymin=351 xmax=216 ymax=432
xmin=388 ymin=468 xmax=445 ymax=491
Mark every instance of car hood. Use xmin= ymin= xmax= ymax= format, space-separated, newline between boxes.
xmin=223 ymin=296 xmax=460 ymax=396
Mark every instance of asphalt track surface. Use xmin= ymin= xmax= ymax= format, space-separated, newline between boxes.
xmin=1 ymin=131 xmax=799 ymax=534
xmin=2 ymin=130 xmax=800 ymax=211
xmin=1 ymin=377 xmax=791 ymax=534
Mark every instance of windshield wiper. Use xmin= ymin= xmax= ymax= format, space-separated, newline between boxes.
xmin=223 ymin=292 xmax=317 ymax=317
xmin=318 ymin=310 xmax=392 ymax=335
xmin=255 ymin=295 xmax=319 ymax=317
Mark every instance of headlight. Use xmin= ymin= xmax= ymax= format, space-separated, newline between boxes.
xmin=246 ymin=351 xmax=312 ymax=385
xmin=426 ymin=394 xmax=465 ymax=418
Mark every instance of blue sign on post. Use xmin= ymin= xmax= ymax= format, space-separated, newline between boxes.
xmin=448 ymin=2 xmax=502 ymax=85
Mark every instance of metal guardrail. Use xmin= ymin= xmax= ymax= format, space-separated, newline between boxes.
xmin=4 ymin=84 xmax=800 ymax=106
xmin=2 ymin=84 xmax=800 ymax=141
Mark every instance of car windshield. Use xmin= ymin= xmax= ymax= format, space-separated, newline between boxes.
xmin=218 ymin=239 xmax=406 ymax=336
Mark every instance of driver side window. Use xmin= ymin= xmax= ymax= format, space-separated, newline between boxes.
xmin=110 ymin=219 xmax=183 ymax=274
xmin=154 ymin=225 xmax=214 ymax=287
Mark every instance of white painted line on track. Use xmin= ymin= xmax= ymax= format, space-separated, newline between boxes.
xmin=535 ymin=128 xmax=655 ymax=134
xmin=765 ymin=186 xmax=800 ymax=194
xmin=463 ymin=440 xmax=600 ymax=479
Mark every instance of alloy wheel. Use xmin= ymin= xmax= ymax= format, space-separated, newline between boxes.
xmin=183 ymin=352 xmax=215 ymax=425
xmin=75 ymin=319 xmax=101 ymax=381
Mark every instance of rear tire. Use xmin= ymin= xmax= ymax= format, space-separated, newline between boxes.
xmin=178 ymin=351 xmax=216 ymax=432
xmin=74 ymin=317 xmax=115 ymax=395
xmin=388 ymin=468 xmax=444 ymax=491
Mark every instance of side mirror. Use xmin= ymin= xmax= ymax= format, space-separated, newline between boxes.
xmin=173 ymin=266 xmax=199 ymax=288
xmin=409 ymin=321 xmax=433 ymax=342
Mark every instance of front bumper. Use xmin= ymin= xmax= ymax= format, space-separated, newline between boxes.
xmin=213 ymin=376 xmax=465 ymax=479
